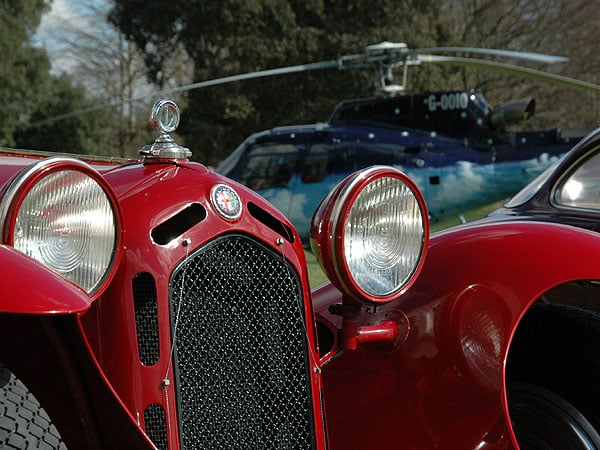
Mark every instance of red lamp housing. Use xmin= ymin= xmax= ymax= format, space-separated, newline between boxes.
xmin=310 ymin=166 xmax=429 ymax=304
xmin=0 ymin=157 xmax=122 ymax=298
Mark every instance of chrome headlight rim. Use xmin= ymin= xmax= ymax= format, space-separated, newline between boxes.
xmin=0 ymin=157 xmax=122 ymax=297
xmin=311 ymin=166 xmax=429 ymax=304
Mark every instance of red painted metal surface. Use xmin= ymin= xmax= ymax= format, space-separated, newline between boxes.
xmin=0 ymin=245 xmax=91 ymax=314
xmin=4 ymin=146 xmax=600 ymax=449
xmin=0 ymin=153 xmax=327 ymax=449
xmin=87 ymin=160 xmax=326 ymax=449
xmin=311 ymin=166 xmax=429 ymax=304
xmin=315 ymin=221 xmax=600 ymax=449
xmin=85 ymin=160 xmax=325 ymax=449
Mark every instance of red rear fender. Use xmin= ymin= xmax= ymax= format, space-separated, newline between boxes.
xmin=318 ymin=221 xmax=600 ymax=449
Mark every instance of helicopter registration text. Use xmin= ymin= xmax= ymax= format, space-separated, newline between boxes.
xmin=425 ymin=92 xmax=470 ymax=112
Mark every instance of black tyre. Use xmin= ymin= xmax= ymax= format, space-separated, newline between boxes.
xmin=0 ymin=363 xmax=67 ymax=449
xmin=507 ymin=303 xmax=600 ymax=449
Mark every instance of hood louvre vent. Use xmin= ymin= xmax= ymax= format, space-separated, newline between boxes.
xmin=152 ymin=203 xmax=206 ymax=245
xmin=248 ymin=202 xmax=295 ymax=243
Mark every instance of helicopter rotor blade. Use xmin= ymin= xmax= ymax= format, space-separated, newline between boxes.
xmin=27 ymin=60 xmax=342 ymax=126
xmin=29 ymin=50 xmax=417 ymax=126
xmin=417 ymin=54 xmax=600 ymax=91
xmin=26 ymin=44 xmax=592 ymax=127
xmin=414 ymin=47 xmax=569 ymax=64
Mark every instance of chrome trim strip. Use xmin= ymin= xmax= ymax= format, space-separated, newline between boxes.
xmin=0 ymin=157 xmax=98 ymax=235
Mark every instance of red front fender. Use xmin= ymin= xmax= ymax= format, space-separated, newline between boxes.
xmin=317 ymin=221 xmax=600 ymax=449
xmin=0 ymin=245 xmax=91 ymax=315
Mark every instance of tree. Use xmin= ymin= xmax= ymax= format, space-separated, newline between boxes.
xmin=111 ymin=0 xmax=599 ymax=165
xmin=431 ymin=0 xmax=599 ymax=130
xmin=0 ymin=0 xmax=52 ymax=146
xmin=0 ymin=0 xmax=118 ymax=154
xmin=110 ymin=0 xmax=442 ymax=165
xmin=14 ymin=76 xmax=114 ymax=155
xmin=34 ymin=0 xmax=171 ymax=156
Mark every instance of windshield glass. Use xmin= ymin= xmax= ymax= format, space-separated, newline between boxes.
xmin=504 ymin=154 xmax=566 ymax=208
xmin=554 ymin=146 xmax=600 ymax=210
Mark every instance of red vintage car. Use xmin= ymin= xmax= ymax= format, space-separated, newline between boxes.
xmin=1 ymin=99 xmax=599 ymax=449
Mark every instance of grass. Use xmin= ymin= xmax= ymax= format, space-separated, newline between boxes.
xmin=429 ymin=200 xmax=505 ymax=233
xmin=305 ymin=250 xmax=329 ymax=288
xmin=305 ymin=200 xmax=506 ymax=288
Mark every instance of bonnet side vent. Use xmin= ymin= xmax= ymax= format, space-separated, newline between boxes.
xmin=133 ymin=272 xmax=160 ymax=366
xmin=151 ymin=203 xmax=206 ymax=245
xmin=248 ymin=202 xmax=295 ymax=243
xmin=144 ymin=403 xmax=168 ymax=450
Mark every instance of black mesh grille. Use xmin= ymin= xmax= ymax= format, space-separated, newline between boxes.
xmin=169 ymin=233 xmax=316 ymax=449
xmin=133 ymin=272 xmax=160 ymax=365
xmin=144 ymin=403 xmax=168 ymax=450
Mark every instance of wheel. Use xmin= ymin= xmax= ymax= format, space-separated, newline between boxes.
xmin=0 ymin=363 xmax=67 ymax=449
xmin=507 ymin=303 xmax=600 ymax=449
xmin=509 ymin=382 xmax=600 ymax=449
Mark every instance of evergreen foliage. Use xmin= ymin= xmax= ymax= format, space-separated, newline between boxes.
xmin=110 ymin=0 xmax=599 ymax=165
xmin=5 ymin=0 xmax=599 ymax=160
xmin=110 ymin=0 xmax=443 ymax=164
xmin=2 ymin=0 xmax=111 ymax=153
xmin=0 ymin=0 xmax=51 ymax=146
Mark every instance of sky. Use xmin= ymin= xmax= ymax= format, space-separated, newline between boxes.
xmin=35 ymin=0 xmax=79 ymax=72
xmin=36 ymin=0 xmax=81 ymax=40
xmin=35 ymin=0 xmax=104 ymax=73
xmin=33 ymin=0 xmax=166 ymax=118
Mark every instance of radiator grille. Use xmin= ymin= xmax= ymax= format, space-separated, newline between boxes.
xmin=169 ymin=233 xmax=315 ymax=449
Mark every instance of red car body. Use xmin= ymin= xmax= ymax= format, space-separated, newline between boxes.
xmin=2 ymin=101 xmax=600 ymax=449
xmin=316 ymin=221 xmax=600 ymax=448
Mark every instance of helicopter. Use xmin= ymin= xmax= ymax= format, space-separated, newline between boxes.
xmin=32 ymin=42 xmax=600 ymax=244
xmin=215 ymin=42 xmax=598 ymax=242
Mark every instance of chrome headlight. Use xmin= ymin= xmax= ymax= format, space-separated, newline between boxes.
xmin=311 ymin=166 xmax=428 ymax=303
xmin=1 ymin=157 xmax=121 ymax=295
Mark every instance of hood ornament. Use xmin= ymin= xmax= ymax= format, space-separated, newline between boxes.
xmin=139 ymin=99 xmax=191 ymax=159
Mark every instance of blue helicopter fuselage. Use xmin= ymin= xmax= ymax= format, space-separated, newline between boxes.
xmin=218 ymin=90 xmax=582 ymax=242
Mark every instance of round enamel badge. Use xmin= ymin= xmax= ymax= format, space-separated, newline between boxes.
xmin=211 ymin=184 xmax=242 ymax=220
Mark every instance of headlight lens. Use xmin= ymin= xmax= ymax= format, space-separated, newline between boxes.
xmin=344 ymin=175 xmax=424 ymax=297
xmin=2 ymin=158 xmax=120 ymax=295
xmin=311 ymin=166 xmax=428 ymax=303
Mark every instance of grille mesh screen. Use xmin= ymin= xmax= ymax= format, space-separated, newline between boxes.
xmin=169 ymin=234 xmax=316 ymax=449
xmin=144 ymin=403 xmax=168 ymax=450
xmin=133 ymin=272 xmax=160 ymax=365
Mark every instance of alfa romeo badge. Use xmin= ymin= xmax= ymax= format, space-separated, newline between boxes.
xmin=211 ymin=184 xmax=242 ymax=220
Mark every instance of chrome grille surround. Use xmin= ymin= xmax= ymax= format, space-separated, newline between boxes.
xmin=169 ymin=233 xmax=316 ymax=449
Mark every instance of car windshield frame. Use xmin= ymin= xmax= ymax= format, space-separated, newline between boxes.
xmin=504 ymin=153 xmax=567 ymax=208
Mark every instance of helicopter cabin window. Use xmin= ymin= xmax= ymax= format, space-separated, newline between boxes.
xmin=239 ymin=144 xmax=299 ymax=190
xmin=555 ymin=146 xmax=600 ymax=210
xmin=301 ymin=144 xmax=328 ymax=183
xmin=327 ymin=144 xmax=396 ymax=174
